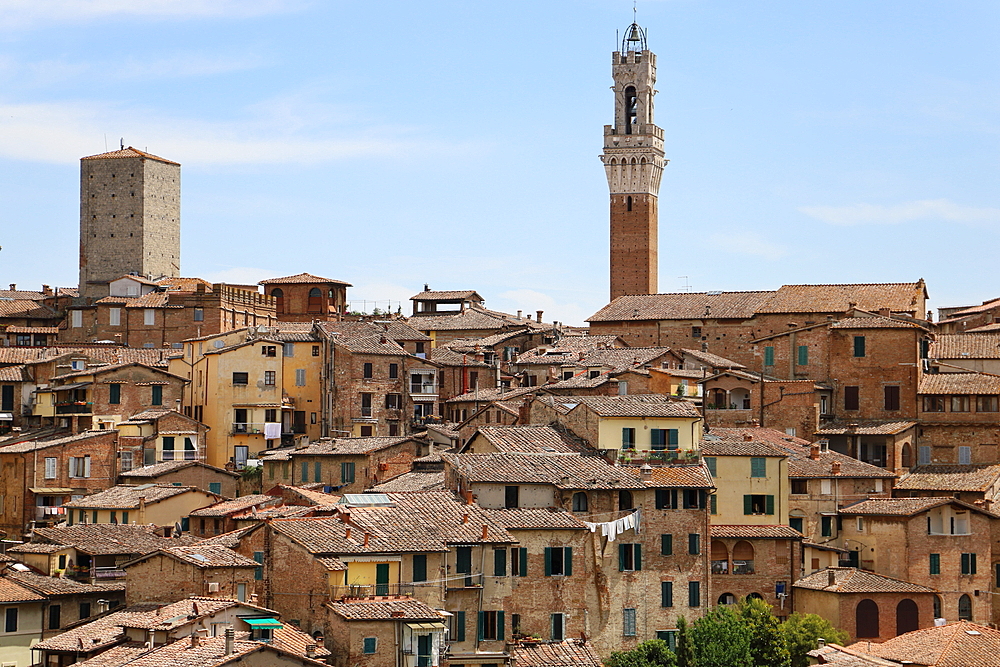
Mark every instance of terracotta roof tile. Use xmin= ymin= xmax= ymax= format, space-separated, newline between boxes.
xmin=469 ymin=426 xmax=591 ymax=454
xmin=815 ymin=421 xmax=918 ymax=436
xmin=510 ymin=639 xmax=603 ymax=666
xmin=0 ymin=575 xmax=48 ymax=603
xmin=837 ymin=497 xmax=970 ymax=516
xmin=950 ymin=298 xmax=1000 ymax=317
xmin=895 ymin=465 xmax=1000 ymax=492
xmin=446 ymin=386 xmax=538 ymax=404
xmin=759 ymin=283 xmax=926 ymax=315
xmin=147 ymin=545 xmax=258 ymax=568
xmin=558 ymin=394 xmax=702 ymax=419
xmin=65 ymin=484 xmax=203 ymax=510
xmin=8 ymin=571 xmax=124 ymax=596
xmin=710 ymin=525 xmax=804 ymax=539
xmin=188 ymin=494 xmax=277 ymax=517
xmin=850 ymin=620 xmax=1000 ymax=667
xmin=481 ymin=507 xmax=587 ymax=530
xmin=259 ymin=272 xmax=350 ymax=286
xmin=931 ymin=334 xmax=1000 ymax=360
xmin=624 ymin=463 xmax=715 ymax=488
xmin=918 ymin=372 xmax=1000 ymax=395
xmin=679 ymin=348 xmax=746 ymax=369
xmin=0 ymin=429 xmax=114 ymax=454
xmin=410 ymin=290 xmax=482 ymax=301
xmin=793 ymin=567 xmax=935 ymax=594
xmin=588 ymin=291 xmax=774 ymax=322
xmin=81 ymin=146 xmax=179 ymax=165
xmin=31 ymin=524 xmax=189 ymax=556
xmin=291 ymin=436 xmax=414 ymax=457
xmin=829 ymin=315 xmax=926 ymax=329
xmin=700 ymin=434 xmax=789 ymax=458
xmin=407 ymin=307 xmax=515 ymax=332
xmin=368 ymin=470 xmax=445 ymax=493
xmin=120 ymin=460 xmax=238 ymax=480
xmin=328 ymin=597 xmax=444 ymax=621
xmin=443 ymin=453 xmax=646 ymax=489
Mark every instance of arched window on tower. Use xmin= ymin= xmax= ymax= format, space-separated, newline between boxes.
xmin=271 ymin=288 xmax=284 ymax=314
xmin=307 ymin=287 xmax=323 ymax=313
xmin=856 ymin=599 xmax=880 ymax=638
xmin=627 ymin=196 xmax=632 ymax=212
xmin=624 ymin=86 xmax=637 ymax=134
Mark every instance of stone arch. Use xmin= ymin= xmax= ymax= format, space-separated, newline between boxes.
xmin=856 ymin=599 xmax=880 ymax=638
xmin=271 ymin=287 xmax=284 ymax=314
xmin=733 ymin=540 xmax=755 ymax=575
xmin=572 ymin=492 xmax=588 ymax=512
xmin=959 ymin=594 xmax=973 ymax=621
xmin=896 ymin=598 xmax=919 ymax=635
xmin=711 ymin=540 xmax=729 ymax=574
xmin=901 ymin=443 xmax=912 ymax=468
xmin=307 ymin=287 xmax=323 ymax=313
xmin=718 ymin=592 xmax=736 ymax=605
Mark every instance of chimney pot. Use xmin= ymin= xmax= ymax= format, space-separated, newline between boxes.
xmin=345 ymin=527 xmax=352 ymax=540
xmin=462 ymin=513 xmax=469 ymax=524
xmin=482 ymin=524 xmax=489 ymax=539
xmin=517 ymin=310 xmax=522 ymax=319
xmin=306 ymin=644 xmax=317 ymax=658
xmin=363 ymin=532 xmax=369 ymax=547
xmin=828 ymin=569 xmax=837 ymax=587
xmin=190 ymin=633 xmax=200 ymax=648
xmin=536 ymin=310 xmax=543 ymax=323
xmin=224 ymin=627 xmax=235 ymax=655
xmin=8 ymin=284 xmax=14 ymax=291
xmin=640 ymin=463 xmax=653 ymax=480
xmin=809 ymin=444 xmax=820 ymax=460
xmin=743 ymin=434 xmax=753 ymax=441
xmin=831 ymin=461 xmax=842 ymax=475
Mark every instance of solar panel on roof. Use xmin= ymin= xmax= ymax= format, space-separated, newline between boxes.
xmin=338 ymin=493 xmax=393 ymax=506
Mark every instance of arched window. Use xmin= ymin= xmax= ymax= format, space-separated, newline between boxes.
xmin=933 ymin=595 xmax=942 ymax=620
xmin=626 ymin=196 xmax=632 ymax=212
xmin=733 ymin=540 xmax=755 ymax=575
xmin=896 ymin=599 xmax=919 ymax=635
xmin=959 ymin=594 xmax=973 ymax=621
xmin=307 ymin=287 xmax=323 ymax=313
xmin=618 ymin=490 xmax=633 ymax=511
xmin=745 ymin=592 xmax=764 ymax=601
xmin=856 ymin=599 xmax=880 ymax=638
xmin=271 ymin=288 xmax=284 ymax=314
xmin=901 ymin=443 xmax=912 ymax=468
xmin=711 ymin=541 xmax=729 ymax=574
xmin=718 ymin=593 xmax=736 ymax=605
xmin=572 ymin=492 xmax=588 ymax=512
xmin=624 ymin=85 xmax=637 ymax=134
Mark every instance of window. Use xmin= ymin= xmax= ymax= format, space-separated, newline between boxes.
xmin=295 ymin=369 xmax=306 ymax=387
xmin=929 ymin=553 xmax=940 ymax=575
xmin=363 ymin=363 xmax=373 ymax=379
xmin=161 ymin=436 xmax=176 ymax=460
xmin=385 ymin=394 xmax=402 ymax=409
xmin=657 ymin=630 xmax=678 ymax=650
xmin=791 ymin=480 xmax=808 ymax=494
xmin=360 ymin=393 xmax=372 ymax=418
xmin=412 ymin=554 xmax=427 ymax=582
xmin=661 ymin=581 xmax=673 ymax=607
xmin=650 ymin=428 xmax=678 ymax=451
xmin=750 ymin=457 xmax=766 ymax=477
xmin=923 ymin=396 xmax=946 ymax=412
xmin=764 ymin=346 xmax=774 ymax=366
xmin=151 ymin=385 xmax=162 ymax=406
xmin=44 ymin=457 xmax=57 ymax=479
xmin=551 ymin=613 xmax=565 ymax=641
xmin=856 ymin=517 xmax=864 ymax=532
xmin=704 ymin=457 xmax=717 ymax=476
xmin=959 ymin=446 xmax=972 ymax=465
xmin=232 ymin=372 xmax=248 ymax=385
xmin=856 ymin=599 xmax=879 ymax=638
xmin=744 ymin=495 xmax=774 ymax=515
xmin=109 ymin=307 xmax=121 ymax=326
xmin=661 ymin=534 xmax=673 ymax=556
xmin=48 ymin=604 xmax=61 ymax=630
xmin=845 ymin=386 xmax=860 ymax=411
xmin=120 ymin=451 xmax=133 ymax=472
xmin=691 ymin=326 xmax=702 ymax=339
xmin=478 ymin=611 xmax=504 ymax=641
xmin=617 ymin=381 xmax=628 ymax=395
xmin=544 ymin=547 xmax=573 ymax=576
xmin=655 ymin=489 xmax=677 ymax=510
xmin=108 ymin=383 xmax=121 ymax=404
xmin=688 ymin=533 xmax=700 ymax=555
xmin=797 ymin=345 xmax=808 ymax=366
xmin=283 ymin=343 xmax=294 ymax=357
xmin=618 ymin=543 xmax=642 ymax=571
xmin=510 ymin=547 xmax=528 ymax=577
xmin=340 ymin=461 xmax=356 ymax=484
xmin=71 ymin=310 xmax=82 ymax=328
xmin=959 ymin=594 xmax=973 ymax=621
xmin=5 ymin=607 xmax=17 ymax=632
xmin=263 ymin=371 xmax=276 ymax=386
xmin=271 ymin=288 xmax=284 ymax=313
xmin=209 ymin=482 xmax=221 ymax=495
xmin=618 ymin=490 xmax=634 ymax=510
xmin=884 ymin=386 xmax=900 ymax=411
xmin=388 ymin=363 xmax=398 ymax=379
xmin=505 ymin=486 xmax=519 ymax=508
xmin=144 ymin=309 xmax=155 ymax=325
xmin=360 ymin=425 xmax=373 ymax=437
xmin=313 ymin=461 xmax=322 ymax=483
xmin=234 ymin=445 xmax=248 ymax=469
xmin=312 ymin=345 xmax=320 ymax=357
xmin=688 ymin=581 xmax=701 ymax=607
xmin=363 ymin=637 xmax=377 ymax=654
xmin=853 ymin=335 xmax=866 ymax=357
xmin=952 ymin=396 xmax=970 ymax=412
xmin=961 ymin=553 xmax=977 ymax=575
xmin=193 ymin=308 xmax=204 ymax=322
xmin=919 ymin=446 xmax=931 ymax=465
xmin=493 ymin=548 xmax=507 ymax=576
xmin=69 ymin=456 xmax=91 ymax=478
xmin=821 ymin=516 xmax=833 ymax=537
xmin=261 ymin=345 xmax=276 ymax=357
xmin=978 ymin=395 xmax=1000 ymax=412
xmin=621 ymin=428 xmax=635 ymax=448
xmin=79 ymin=602 xmax=91 ymax=619
xmin=789 ymin=517 xmax=803 ymax=533
xmin=572 ymin=492 xmax=588 ymax=512
xmin=622 ymin=608 xmax=637 ymax=636
xmin=307 ymin=288 xmax=323 ymax=313
xmin=683 ymin=489 xmax=703 ymax=509
xmin=453 ymin=610 xmax=466 ymax=642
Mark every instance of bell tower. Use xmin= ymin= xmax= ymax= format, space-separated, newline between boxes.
xmin=601 ymin=23 xmax=666 ymax=300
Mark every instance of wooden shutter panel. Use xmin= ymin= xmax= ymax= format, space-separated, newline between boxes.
xmin=661 ymin=581 xmax=673 ymax=607
xmin=564 ymin=547 xmax=573 ymax=576
xmin=544 ymin=547 xmax=552 ymax=576
xmin=494 ymin=548 xmax=506 ymax=577
xmin=455 ymin=611 xmax=465 ymax=642
xmin=519 ymin=548 xmax=528 ymax=577
xmin=744 ymin=495 xmax=753 ymax=515
xmin=477 ymin=611 xmax=484 ymax=641
xmin=618 ymin=543 xmax=626 ymax=571
xmin=668 ymin=429 xmax=679 ymax=446
xmin=766 ymin=495 xmax=775 ymax=515
xmin=671 ymin=489 xmax=678 ymax=509
xmin=497 ymin=611 xmax=504 ymax=641
xmin=634 ymin=544 xmax=642 ymax=571
xmin=661 ymin=534 xmax=672 ymax=556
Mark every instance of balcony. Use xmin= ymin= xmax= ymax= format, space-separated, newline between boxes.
xmin=55 ymin=402 xmax=93 ymax=415
xmin=409 ymin=382 xmax=438 ymax=396
xmin=231 ymin=422 xmax=267 ymax=435
xmin=330 ymin=583 xmax=414 ymax=600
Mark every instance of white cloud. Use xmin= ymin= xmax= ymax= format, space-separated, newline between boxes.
xmin=799 ymin=199 xmax=1000 ymax=227
xmin=0 ymin=0 xmax=303 ymax=28
xmin=706 ymin=232 xmax=787 ymax=261
xmin=0 ymin=99 xmax=470 ymax=165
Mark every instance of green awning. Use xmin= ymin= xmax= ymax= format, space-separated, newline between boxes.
xmin=242 ymin=618 xmax=282 ymax=628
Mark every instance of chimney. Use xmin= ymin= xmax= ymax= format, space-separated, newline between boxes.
xmin=190 ymin=633 xmax=200 ymax=648
xmin=482 ymin=524 xmax=489 ymax=540
xmin=363 ymin=532 xmax=370 ymax=547
xmin=424 ymin=284 xmax=430 ymax=292
xmin=817 ymin=638 xmax=826 ymax=648
xmin=517 ymin=310 xmax=522 ymax=320
xmin=306 ymin=644 xmax=317 ymax=658
xmin=8 ymin=284 xmax=14 ymax=291
xmin=345 ymin=527 xmax=352 ymax=540
xmin=536 ymin=310 xmax=543 ymax=323
xmin=640 ymin=463 xmax=653 ymax=480
xmin=828 ymin=569 xmax=837 ymax=587
xmin=878 ymin=308 xmax=891 ymax=317
xmin=390 ymin=610 xmax=405 ymax=617
xmin=462 ymin=513 xmax=469 ymax=524
xmin=224 ymin=627 xmax=235 ymax=655
xmin=463 ymin=490 xmax=474 ymax=505
xmin=743 ymin=434 xmax=753 ymax=442
xmin=809 ymin=444 xmax=820 ymax=460
xmin=42 ymin=284 xmax=52 ymax=296
xmin=831 ymin=461 xmax=842 ymax=475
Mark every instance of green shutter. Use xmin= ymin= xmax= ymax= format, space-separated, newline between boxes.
xmin=618 ymin=543 xmax=626 ymax=571
xmin=634 ymin=544 xmax=642 ymax=571
xmin=314 ymin=461 xmax=322 ymax=483
xmin=477 ymin=611 xmax=484 ymax=641
xmin=494 ymin=548 xmax=506 ymax=577
xmin=744 ymin=495 xmax=753 ymax=515
xmin=564 ymin=547 xmax=572 ymax=576
xmin=122 ymin=511 xmax=128 ymax=524
xmin=151 ymin=385 xmax=162 ymax=406
xmin=455 ymin=611 xmax=465 ymax=642
xmin=544 ymin=547 xmax=552 ymax=576
xmin=671 ymin=489 xmax=678 ymax=508
xmin=661 ymin=534 xmax=673 ymax=556
xmin=209 ymin=482 xmax=221 ymax=495
xmin=363 ymin=637 xmax=377 ymax=653
xmin=971 ymin=553 xmax=978 ymax=575
xmin=301 ymin=462 xmax=308 ymax=482
xmin=661 ymin=581 xmax=673 ymax=607
xmin=689 ymin=533 xmax=700 ymax=555
xmin=253 ymin=551 xmax=264 ymax=580
xmin=519 ymin=547 xmax=528 ymax=577
xmin=497 ymin=611 xmax=504 ymax=641
xmin=798 ymin=345 xmax=808 ymax=366
xmin=413 ymin=554 xmax=427 ymax=582
xmin=650 ymin=428 xmax=663 ymax=450
xmin=711 ymin=494 xmax=717 ymax=514
xmin=854 ymin=336 xmax=866 ymax=357
xmin=705 ymin=457 xmax=717 ymax=476
xmin=751 ymin=457 xmax=766 ymax=477
xmin=109 ymin=384 xmax=121 ymax=404
xmin=929 ymin=553 xmax=940 ymax=575
xmin=689 ymin=580 xmax=700 ymax=607
xmin=766 ymin=495 xmax=775 ymax=515
xmin=764 ymin=346 xmax=774 ymax=366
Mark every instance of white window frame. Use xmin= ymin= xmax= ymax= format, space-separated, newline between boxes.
xmin=143 ymin=309 xmax=155 ymax=325
xmin=120 ymin=451 xmax=133 ymax=472
xmin=70 ymin=310 xmax=82 ymax=328
xmin=820 ymin=479 xmax=832 ymax=495
xmin=109 ymin=307 xmax=121 ymax=326
xmin=295 ymin=369 xmax=306 ymax=387
xmin=69 ymin=456 xmax=91 ymax=479
xmin=44 ymin=457 xmax=57 ymax=479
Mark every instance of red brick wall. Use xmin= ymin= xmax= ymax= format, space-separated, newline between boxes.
xmin=610 ymin=194 xmax=658 ymax=299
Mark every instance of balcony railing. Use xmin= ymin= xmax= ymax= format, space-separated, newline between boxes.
xmin=92 ymin=566 xmax=126 ymax=580
xmin=231 ymin=422 xmax=268 ymax=435
xmin=409 ymin=382 xmax=438 ymax=395
xmin=330 ymin=583 xmax=414 ymax=600
xmin=55 ymin=403 xmax=93 ymax=415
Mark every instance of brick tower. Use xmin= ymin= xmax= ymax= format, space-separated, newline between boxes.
xmin=602 ymin=23 xmax=666 ymax=301
xmin=78 ymin=146 xmax=181 ymax=300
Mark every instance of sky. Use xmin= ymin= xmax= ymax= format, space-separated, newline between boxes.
xmin=0 ymin=0 xmax=998 ymax=326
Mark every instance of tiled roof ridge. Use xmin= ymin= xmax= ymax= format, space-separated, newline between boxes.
xmin=81 ymin=146 xmax=179 ymax=165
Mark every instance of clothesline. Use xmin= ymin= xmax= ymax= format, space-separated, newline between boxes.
xmin=583 ymin=508 xmax=641 ymax=542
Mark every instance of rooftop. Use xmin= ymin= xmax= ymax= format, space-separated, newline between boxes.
xmin=849 ymin=620 xmax=1000 ymax=667
xmin=467 ymin=426 xmax=590 ymax=454
xmin=895 ymin=465 xmax=1000 ymax=492
xmin=931 ymin=334 xmax=1000 ymax=360
xmin=794 ymin=567 xmax=936 ymax=594
xmin=81 ymin=146 xmax=179 ymax=165
xmin=64 ymin=484 xmax=203 ymax=510
xmin=918 ymin=372 xmax=1000 ymax=395
xmin=443 ymin=452 xmax=646 ymax=489
xmin=259 ymin=272 xmax=351 ymax=286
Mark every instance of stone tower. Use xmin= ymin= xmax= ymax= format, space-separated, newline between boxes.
xmin=601 ymin=23 xmax=666 ymax=301
xmin=78 ymin=146 xmax=181 ymax=300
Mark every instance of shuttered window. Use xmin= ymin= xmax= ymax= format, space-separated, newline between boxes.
xmin=661 ymin=581 xmax=673 ymax=607
xmin=764 ymin=346 xmax=774 ymax=366
xmin=797 ymin=345 xmax=808 ymax=366
xmin=661 ymin=534 xmax=673 ymax=556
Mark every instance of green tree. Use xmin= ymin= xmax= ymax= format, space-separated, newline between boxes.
xmin=738 ymin=597 xmax=790 ymax=667
xmin=690 ymin=605 xmax=751 ymax=667
xmin=780 ymin=613 xmax=849 ymax=667
xmin=675 ymin=616 xmax=694 ymax=667
xmin=605 ymin=639 xmax=677 ymax=667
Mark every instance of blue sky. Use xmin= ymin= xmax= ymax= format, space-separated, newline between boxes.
xmin=0 ymin=0 xmax=998 ymax=325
